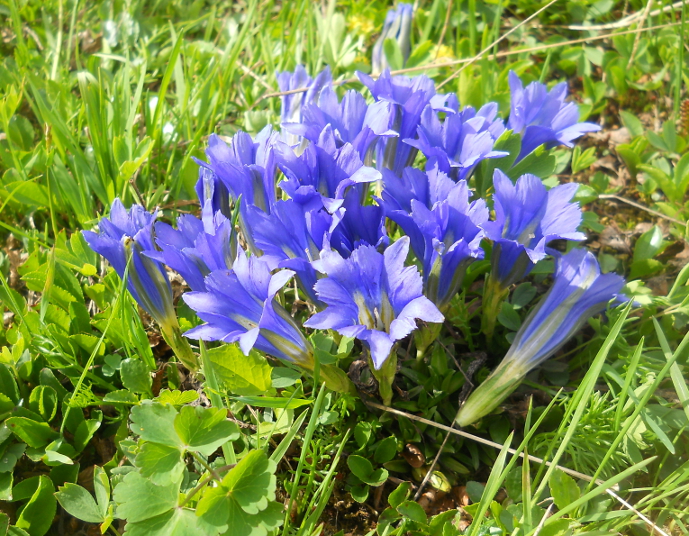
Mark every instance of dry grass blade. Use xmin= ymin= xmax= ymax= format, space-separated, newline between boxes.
xmin=598 ymin=194 xmax=688 ymax=227
xmin=366 ymin=401 xmax=607 ymax=485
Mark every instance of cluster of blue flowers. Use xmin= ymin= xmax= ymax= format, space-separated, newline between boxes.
xmin=85 ymin=39 xmax=627 ymax=423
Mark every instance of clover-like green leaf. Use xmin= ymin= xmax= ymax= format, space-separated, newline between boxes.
xmin=123 ymin=508 xmax=219 ymax=536
xmin=113 ymin=471 xmax=178 ymax=523
xmin=222 ymin=450 xmax=277 ymax=514
xmin=197 ymin=450 xmax=282 ymax=536
xmin=174 ymin=406 xmax=240 ymax=457
xmin=155 ymin=389 xmax=199 ymax=407
xmin=129 ymin=401 xmax=182 ymax=448
xmin=135 ymin=442 xmax=184 ymax=485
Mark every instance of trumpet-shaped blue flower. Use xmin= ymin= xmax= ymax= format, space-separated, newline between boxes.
xmin=151 ymin=210 xmax=236 ymax=292
xmin=247 ymin=199 xmax=339 ymax=305
xmin=372 ymin=3 xmax=413 ymax=74
xmin=482 ymin=170 xmax=585 ymax=289
xmin=276 ymin=66 xmax=332 ymax=146
xmin=508 ymin=248 xmax=627 ymax=368
xmin=358 ymin=70 xmax=440 ymax=175
xmin=195 ymin=165 xmax=231 ymax=220
xmin=200 ymin=127 xmax=279 ymax=214
xmin=275 ymin=126 xmax=381 ymax=212
xmin=456 ymin=248 xmax=626 ymax=426
xmin=508 ymin=71 xmax=600 ymax=161
xmin=83 ymin=199 xmax=176 ymax=331
xmin=328 ymin=190 xmax=389 ymax=258
xmin=305 ymin=237 xmax=444 ymax=370
xmin=384 ymin=167 xmax=488 ymax=309
xmin=184 ymin=252 xmax=314 ymax=367
xmin=282 ymin=86 xmax=397 ymax=164
xmin=405 ymin=103 xmax=507 ymax=181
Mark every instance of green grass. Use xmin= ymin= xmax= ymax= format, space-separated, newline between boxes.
xmin=0 ymin=0 xmax=688 ymax=535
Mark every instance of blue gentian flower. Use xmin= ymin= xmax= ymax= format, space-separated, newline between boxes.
xmin=152 ymin=211 xmax=236 ymax=292
xmin=276 ymin=66 xmax=332 ymax=147
xmin=282 ymin=86 xmax=397 ymax=164
xmin=328 ymin=190 xmax=389 ymax=258
xmin=385 ymin=167 xmax=488 ymax=310
xmin=357 ymin=70 xmax=440 ymax=175
xmin=275 ymin=126 xmax=381 ymax=212
xmin=305 ymin=237 xmax=444 ymax=370
xmin=83 ymin=199 xmax=176 ymax=332
xmin=195 ymin=165 xmax=231 ymax=220
xmin=405 ymin=103 xmax=507 ymax=181
xmin=372 ymin=3 xmax=413 ymax=74
xmin=247 ymin=199 xmax=339 ymax=305
xmin=183 ymin=252 xmax=314 ymax=367
xmin=508 ymin=71 xmax=601 ymax=161
xmin=482 ymin=170 xmax=585 ymax=289
xmin=200 ymin=127 xmax=279 ymax=214
xmin=456 ymin=248 xmax=626 ymax=426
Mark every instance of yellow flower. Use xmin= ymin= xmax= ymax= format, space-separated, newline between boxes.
xmin=348 ymin=14 xmax=375 ymax=37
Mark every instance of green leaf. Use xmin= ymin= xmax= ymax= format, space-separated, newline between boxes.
xmin=29 ymin=386 xmax=58 ymax=422
xmin=221 ymin=450 xmax=277 ymax=514
xmin=5 ymin=417 xmax=59 ymax=449
xmin=508 ymin=148 xmax=556 ymax=180
xmin=619 ymin=110 xmax=644 ymax=137
xmin=102 ymin=390 xmax=139 ymax=405
xmin=397 ymin=500 xmax=427 ymax=525
xmin=93 ymin=466 xmax=110 ymax=520
xmin=350 ymin=484 xmax=369 ymax=503
xmin=123 ymin=508 xmax=219 ymax=536
xmin=129 ymin=401 xmax=182 ymax=448
xmin=571 ymin=145 xmax=598 ymax=174
xmin=196 ymin=450 xmax=282 ymax=536
xmin=208 ymin=344 xmax=274 ymax=396
xmin=388 ymin=481 xmax=411 ymax=508
xmin=633 ymin=226 xmax=664 ymax=262
xmin=15 ymin=476 xmax=56 ymax=536
xmin=231 ymin=396 xmax=312 ymax=409
xmin=271 ymin=368 xmax=302 ymax=389
xmin=374 ymin=437 xmax=398 ymax=464
xmin=549 ymin=469 xmax=580 ymax=510
xmin=497 ymin=302 xmax=521 ymax=331
xmin=174 ymin=406 xmax=239 ymax=456
xmin=0 ymin=364 xmax=20 ymax=404
xmin=113 ymin=471 xmax=178 ymax=523
xmin=120 ymin=358 xmax=152 ymax=395
xmin=135 ymin=442 xmax=184 ymax=485
xmin=55 ymin=483 xmax=103 ymax=524
xmin=347 ymin=455 xmax=388 ymax=487
xmin=154 ymin=389 xmax=199 ymax=407
xmin=0 ymin=473 xmax=13 ymax=501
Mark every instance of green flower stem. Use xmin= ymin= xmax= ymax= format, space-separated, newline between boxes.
xmin=161 ymin=323 xmax=200 ymax=372
xmin=481 ymin=273 xmax=510 ymax=341
xmin=370 ymin=351 xmax=398 ymax=406
xmin=200 ymin=341 xmax=237 ymax=465
xmin=454 ymin=359 xmax=526 ymax=427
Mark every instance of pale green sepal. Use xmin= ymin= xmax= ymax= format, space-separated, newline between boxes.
xmin=455 ymin=359 xmax=527 ymax=427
